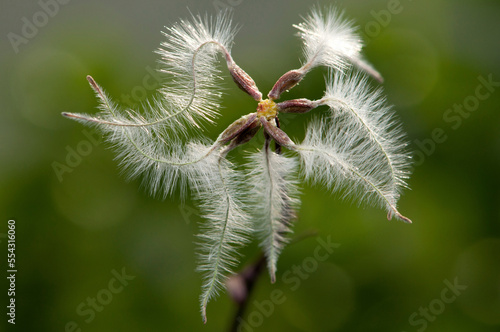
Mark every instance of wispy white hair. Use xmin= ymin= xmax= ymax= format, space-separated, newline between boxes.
xmin=294 ymin=6 xmax=383 ymax=81
xmin=248 ymin=144 xmax=300 ymax=282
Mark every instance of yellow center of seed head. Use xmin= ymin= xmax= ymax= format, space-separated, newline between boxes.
xmin=257 ymin=99 xmax=278 ymax=120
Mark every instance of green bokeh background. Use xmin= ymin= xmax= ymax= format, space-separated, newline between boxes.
xmin=1 ymin=0 xmax=499 ymax=331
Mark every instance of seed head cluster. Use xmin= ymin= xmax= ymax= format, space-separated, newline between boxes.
xmin=63 ymin=6 xmax=412 ymax=322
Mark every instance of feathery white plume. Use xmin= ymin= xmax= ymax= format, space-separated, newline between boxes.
xmin=294 ymin=6 xmax=362 ymax=72
xmin=195 ymin=154 xmax=252 ymax=323
xmin=295 ymin=115 xmax=411 ymax=223
xmin=65 ymin=77 xmax=222 ymax=198
xmin=65 ymin=10 xmax=237 ymax=132
xmin=157 ymin=10 xmax=238 ymax=127
xmin=294 ymin=6 xmax=383 ymax=82
xmin=320 ymin=72 xmax=411 ymax=216
xmin=248 ymin=142 xmax=300 ymax=282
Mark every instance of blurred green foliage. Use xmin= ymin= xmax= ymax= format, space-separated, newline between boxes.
xmin=1 ymin=0 xmax=499 ymax=331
